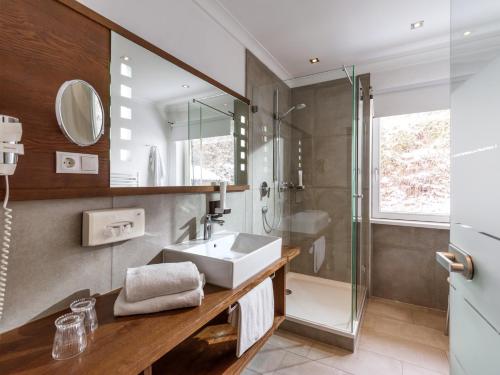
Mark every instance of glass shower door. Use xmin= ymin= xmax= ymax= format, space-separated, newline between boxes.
xmin=281 ymin=66 xmax=359 ymax=335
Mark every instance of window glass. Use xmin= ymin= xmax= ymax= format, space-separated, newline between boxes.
xmin=376 ymin=109 xmax=450 ymax=219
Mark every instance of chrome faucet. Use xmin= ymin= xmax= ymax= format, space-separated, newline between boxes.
xmin=203 ymin=214 xmax=225 ymax=240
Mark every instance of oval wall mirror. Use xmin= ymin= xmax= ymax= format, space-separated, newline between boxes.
xmin=55 ymin=80 xmax=104 ymax=146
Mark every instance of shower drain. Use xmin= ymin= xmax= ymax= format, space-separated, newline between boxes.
xmin=285 ymin=289 xmax=292 ymax=295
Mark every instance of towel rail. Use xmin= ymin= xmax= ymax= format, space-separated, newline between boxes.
xmin=227 ymin=274 xmax=276 ymax=314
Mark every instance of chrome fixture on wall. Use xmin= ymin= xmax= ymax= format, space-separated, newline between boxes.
xmin=261 ymin=88 xmax=306 ymax=233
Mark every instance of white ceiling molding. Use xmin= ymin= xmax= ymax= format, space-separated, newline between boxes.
xmin=373 ymin=78 xmax=450 ymax=96
xmin=193 ymin=0 xmax=292 ymax=80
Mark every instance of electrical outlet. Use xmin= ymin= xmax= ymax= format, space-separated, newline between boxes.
xmin=56 ymin=151 xmax=98 ymax=174
xmin=62 ymin=156 xmax=76 ymax=169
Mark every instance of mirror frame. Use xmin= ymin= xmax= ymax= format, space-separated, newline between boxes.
xmin=55 ymin=79 xmax=105 ymax=146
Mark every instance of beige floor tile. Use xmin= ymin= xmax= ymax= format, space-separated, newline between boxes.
xmin=260 ymin=337 xmax=280 ymax=352
xmin=248 ymin=348 xmax=309 ymax=373
xmin=242 ymin=369 xmax=260 ymax=375
xmin=319 ymin=347 xmax=403 ymax=375
xmin=360 ymin=328 xmax=449 ymax=374
xmin=366 ymin=298 xmax=413 ymax=323
xmin=279 ymin=351 xmax=311 ymax=369
xmin=403 ymin=361 xmax=448 ymax=375
xmin=305 ymin=342 xmax=344 ymax=361
xmin=269 ymin=331 xmax=314 ymax=357
xmin=410 ymin=308 xmax=447 ymax=331
xmin=270 ymin=360 xmax=352 ymax=375
xmin=363 ymin=314 xmax=449 ymax=350
xmin=247 ymin=348 xmax=288 ymax=373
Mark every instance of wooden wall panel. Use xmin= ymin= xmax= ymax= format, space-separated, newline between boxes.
xmin=0 ymin=0 xmax=110 ymax=191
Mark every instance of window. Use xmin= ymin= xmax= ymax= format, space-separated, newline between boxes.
xmin=372 ymin=109 xmax=450 ymax=223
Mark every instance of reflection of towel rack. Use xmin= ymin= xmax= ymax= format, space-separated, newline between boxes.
xmin=111 ymin=172 xmax=139 ymax=187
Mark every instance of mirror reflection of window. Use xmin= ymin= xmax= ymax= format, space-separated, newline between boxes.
xmin=109 ymin=31 xmax=248 ymax=187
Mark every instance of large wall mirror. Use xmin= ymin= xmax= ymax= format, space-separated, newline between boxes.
xmin=110 ymin=32 xmax=249 ymax=188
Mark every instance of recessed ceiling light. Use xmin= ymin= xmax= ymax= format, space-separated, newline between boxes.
xmin=463 ymin=30 xmax=472 ymax=37
xmin=181 ymin=84 xmax=190 ymax=88
xmin=224 ymin=103 xmax=228 ymax=107
xmin=411 ymin=20 xmax=424 ymax=30
xmin=121 ymin=55 xmax=130 ymax=61
xmin=309 ymin=57 xmax=320 ymax=64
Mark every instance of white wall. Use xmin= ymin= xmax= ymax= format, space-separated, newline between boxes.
xmin=373 ymin=82 xmax=450 ymax=117
xmin=77 ymin=0 xmax=246 ymax=95
xmin=110 ymin=98 xmax=169 ymax=187
xmin=371 ymin=60 xmax=450 ymax=117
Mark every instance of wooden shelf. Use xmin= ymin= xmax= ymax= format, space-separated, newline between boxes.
xmin=6 ymin=184 xmax=250 ymax=201
xmin=0 ymin=247 xmax=300 ymax=375
xmin=152 ymin=316 xmax=285 ymax=375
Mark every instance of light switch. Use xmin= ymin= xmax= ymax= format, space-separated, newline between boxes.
xmin=81 ymin=155 xmax=98 ymax=172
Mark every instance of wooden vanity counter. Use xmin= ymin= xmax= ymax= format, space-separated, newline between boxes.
xmin=0 ymin=247 xmax=299 ymax=375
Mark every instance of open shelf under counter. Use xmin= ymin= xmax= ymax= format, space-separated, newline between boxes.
xmin=0 ymin=246 xmax=300 ymax=375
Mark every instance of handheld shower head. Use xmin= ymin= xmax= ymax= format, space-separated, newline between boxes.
xmin=278 ymin=103 xmax=307 ymax=120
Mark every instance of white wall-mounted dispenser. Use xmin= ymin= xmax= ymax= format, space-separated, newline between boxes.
xmin=82 ymin=208 xmax=145 ymax=246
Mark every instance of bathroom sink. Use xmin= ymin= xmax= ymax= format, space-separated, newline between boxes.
xmin=163 ymin=232 xmax=282 ymax=289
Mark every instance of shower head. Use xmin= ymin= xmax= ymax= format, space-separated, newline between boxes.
xmin=278 ymin=103 xmax=307 ymax=120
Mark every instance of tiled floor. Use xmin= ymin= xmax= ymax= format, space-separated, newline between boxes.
xmin=244 ymin=297 xmax=449 ymax=375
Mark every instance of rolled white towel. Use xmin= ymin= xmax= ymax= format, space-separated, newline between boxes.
xmin=125 ymin=262 xmax=201 ymax=303
xmin=114 ymin=284 xmax=204 ymax=316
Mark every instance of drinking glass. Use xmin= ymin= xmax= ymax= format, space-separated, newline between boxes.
xmin=52 ymin=312 xmax=87 ymax=360
xmin=70 ymin=297 xmax=98 ymax=333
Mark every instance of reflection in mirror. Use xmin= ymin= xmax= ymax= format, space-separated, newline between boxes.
xmin=110 ymin=32 xmax=248 ymax=187
xmin=55 ymin=80 xmax=104 ymax=146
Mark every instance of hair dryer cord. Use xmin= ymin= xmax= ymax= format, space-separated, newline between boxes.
xmin=0 ymin=176 xmax=11 ymax=319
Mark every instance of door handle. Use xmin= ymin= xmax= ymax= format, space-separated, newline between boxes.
xmin=436 ymin=244 xmax=474 ymax=280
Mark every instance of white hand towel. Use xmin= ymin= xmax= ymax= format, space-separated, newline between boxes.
xmin=125 ymin=262 xmax=201 ymax=303
xmin=114 ymin=284 xmax=204 ymax=316
xmin=228 ymin=277 xmax=274 ymax=357
xmin=149 ymin=146 xmax=164 ymax=187
xmin=309 ymin=236 xmax=326 ymax=273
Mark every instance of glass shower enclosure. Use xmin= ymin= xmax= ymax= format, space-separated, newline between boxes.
xmin=251 ymin=66 xmax=370 ymax=345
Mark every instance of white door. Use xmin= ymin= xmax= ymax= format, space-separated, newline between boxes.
xmin=447 ymin=1 xmax=500 ymax=374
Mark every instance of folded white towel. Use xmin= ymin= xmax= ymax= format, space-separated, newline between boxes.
xmin=125 ymin=262 xmax=201 ymax=303
xmin=228 ymin=277 xmax=274 ymax=357
xmin=114 ymin=284 xmax=204 ymax=316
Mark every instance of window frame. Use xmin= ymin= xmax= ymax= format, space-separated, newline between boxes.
xmin=371 ymin=115 xmax=450 ymax=224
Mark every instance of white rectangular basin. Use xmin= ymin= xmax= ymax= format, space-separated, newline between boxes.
xmin=163 ymin=232 xmax=282 ymax=289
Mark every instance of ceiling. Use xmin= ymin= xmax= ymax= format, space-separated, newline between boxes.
xmin=218 ymin=0 xmax=450 ymax=77
xmin=217 ymin=0 xmax=452 ymax=78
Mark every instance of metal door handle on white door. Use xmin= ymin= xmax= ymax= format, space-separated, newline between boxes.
xmin=436 ymin=244 xmax=474 ymax=280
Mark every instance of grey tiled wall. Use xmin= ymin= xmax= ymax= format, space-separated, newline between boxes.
xmin=0 ymin=191 xmax=250 ymax=333
xmin=371 ymin=224 xmax=450 ymax=310
xmin=246 ymin=51 xmax=292 ymax=243
xmin=289 ymin=79 xmax=354 ymax=282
